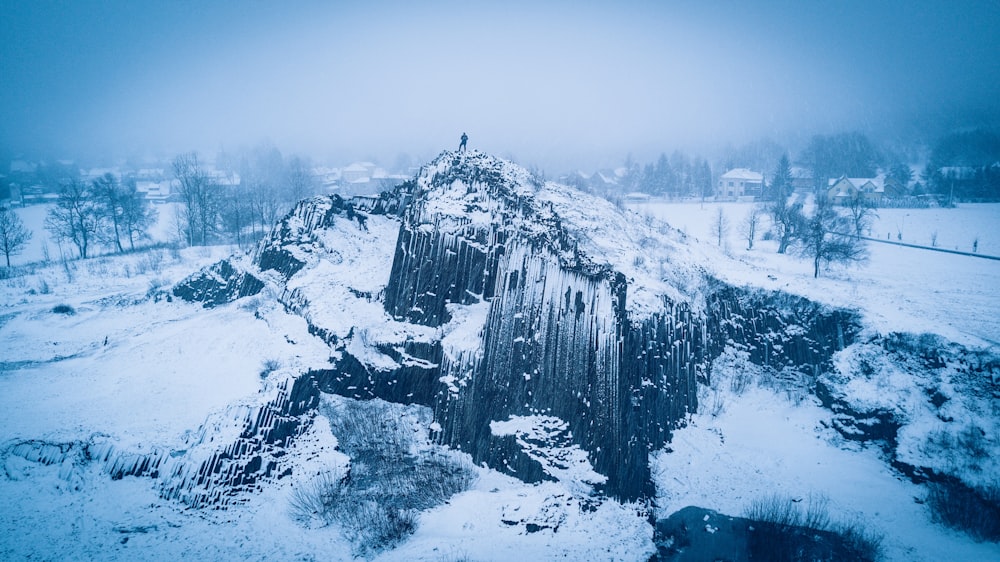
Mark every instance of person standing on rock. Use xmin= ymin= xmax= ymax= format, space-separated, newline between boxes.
xmin=459 ymin=132 xmax=468 ymax=152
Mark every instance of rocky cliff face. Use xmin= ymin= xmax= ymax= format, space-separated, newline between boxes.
xmin=169 ymin=150 xmax=862 ymax=502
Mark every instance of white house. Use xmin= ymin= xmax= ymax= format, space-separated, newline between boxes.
xmin=717 ymin=168 xmax=764 ymax=199
xmin=342 ymin=162 xmax=378 ymax=183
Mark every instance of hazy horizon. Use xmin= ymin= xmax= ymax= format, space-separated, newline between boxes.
xmin=3 ymin=1 xmax=999 ymax=172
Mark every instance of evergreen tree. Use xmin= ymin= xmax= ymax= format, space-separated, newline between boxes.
xmin=887 ymin=162 xmax=913 ymax=190
xmin=768 ymin=153 xmax=793 ymax=201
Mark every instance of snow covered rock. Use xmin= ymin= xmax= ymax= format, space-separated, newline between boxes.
xmin=168 ymin=150 xmax=892 ymax=504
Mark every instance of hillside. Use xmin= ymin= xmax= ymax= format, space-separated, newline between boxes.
xmin=1 ymin=151 xmax=998 ymax=560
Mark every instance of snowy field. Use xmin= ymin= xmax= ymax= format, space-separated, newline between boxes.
xmin=629 ymin=200 xmax=1000 ymax=348
xmin=1 ymin=199 xmax=998 ymax=560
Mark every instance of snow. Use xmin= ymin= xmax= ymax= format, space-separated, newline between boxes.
xmin=652 ymin=382 xmax=1000 ymax=562
xmin=383 ymin=472 xmax=652 ymax=562
xmin=2 ymin=171 xmax=998 ymax=560
xmin=490 ymin=415 xmax=607 ymax=491
xmin=629 ymin=200 xmax=1000 ymax=347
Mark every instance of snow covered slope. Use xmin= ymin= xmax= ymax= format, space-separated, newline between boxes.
xmin=2 ymin=150 xmax=997 ymax=560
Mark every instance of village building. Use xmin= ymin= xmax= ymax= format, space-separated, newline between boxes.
xmin=717 ymin=168 xmax=764 ymax=200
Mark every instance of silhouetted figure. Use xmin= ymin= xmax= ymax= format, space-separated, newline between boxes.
xmin=459 ymin=132 xmax=468 ymax=152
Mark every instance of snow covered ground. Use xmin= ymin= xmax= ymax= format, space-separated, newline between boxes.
xmin=0 ymin=202 xmax=656 ymax=561
xmin=654 ymin=372 xmax=999 ymax=562
xmin=1 ymin=196 xmax=997 ymax=560
xmin=633 ymin=198 xmax=1000 ymax=561
xmin=629 ymin=200 xmax=1000 ymax=348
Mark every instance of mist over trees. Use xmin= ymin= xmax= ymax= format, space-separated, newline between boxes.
xmin=801 ymin=132 xmax=882 ymax=190
xmin=614 ymin=150 xmax=712 ymax=198
xmin=922 ymin=129 xmax=1000 ymax=202
xmin=176 ymin=145 xmax=322 ymax=249
xmin=598 ymin=126 xmax=1000 ymax=206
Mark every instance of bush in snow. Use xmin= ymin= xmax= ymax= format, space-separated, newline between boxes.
xmin=300 ymin=397 xmax=476 ymax=556
xmin=259 ymin=358 xmax=281 ymax=379
xmin=927 ymin=478 xmax=1000 ymax=542
xmin=288 ymin=469 xmax=347 ymax=526
xmin=743 ymin=493 xmax=883 ymax=562
xmin=51 ymin=304 xmax=75 ymax=315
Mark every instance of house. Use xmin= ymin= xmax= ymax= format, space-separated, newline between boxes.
xmin=717 ymin=168 xmax=763 ymax=199
xmin=341 ymin=162 xmax=378 ymax=183
xmin=825 ymin=175 xmax=906 ymax=205
xmin=135 ymin=180 xmax=172 ymax=202
xmin=826 ymin=176 xmax=899 ymax=206
xmin=790 ymin=167 xmax=814 ymax=194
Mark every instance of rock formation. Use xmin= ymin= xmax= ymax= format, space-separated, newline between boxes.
xmin=166 ymin=150 xmax=869 ymax=503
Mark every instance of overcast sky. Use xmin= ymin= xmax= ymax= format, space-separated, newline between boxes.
xmin=2 ymin=0 xmax=998 ymax=170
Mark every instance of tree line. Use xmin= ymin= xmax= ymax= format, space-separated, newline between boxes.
xmin=43 ymin=173 xmax=158 ymax=259
xmin=2 ymin=145 xmax=322 ymax=266
xmin=617 ymin=128 xmax=1000 ymax=203
xmin=172 ymin=147 xmax=318 ymax=249
xmin=623 ymin=151 xmax=715 ymax=199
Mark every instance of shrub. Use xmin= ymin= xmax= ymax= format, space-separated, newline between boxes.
xmin=744 ymin=493 xmax=883 ymax=562
xmin=729 ymin=368 xmax=754 ymax=395
xmin=52 ymin=304 xmax=75 ymax=315
xmin=289 ymin=470 xmax=346 ymax=526
xmin=927 ymin=478 xmax=1000 ymax=542
xmin=336 ymin=500 xmax=418 ymax=557
xmin=135 ymin=249 xmax=165 ymax=275
xmin=260 ymin=358 xmax=281 ymax=379
xmin=298 ymin=398 xmax=477 ymax=556
xmin=838 ymin=517 xmax=885 ymax=561
xmin=238 ymin=296 xmax=263 ymax=313
xmin=86 ymin=258 xmax=112 ymax=277
xmin=146 ymin=277 xmax=169 ymax=299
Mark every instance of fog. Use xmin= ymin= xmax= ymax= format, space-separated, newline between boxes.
xmin=2 ymin=0 xmax=998 ymax=171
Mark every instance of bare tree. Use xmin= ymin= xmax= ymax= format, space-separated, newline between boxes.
xmin=769 ymin=195 xmax=804 ymax=254
xmin=248 ymin=178 xmax=282 ymax=238
xmin=237 ymin=145 xmax=288 ymax=238
xmin=846 ymin=191 xmax=878 ymax=238
xmin=0 ymin=206 xmax=32 ymax=267
xmin=173 ymin=152 xmax=219 ymax=246
xmin=795 ymin=198 xmax=868 ymax=278
xmin=118 ymin=179 xmax=157 ymax=251
xmin=45 ymin=179 xmax=104 ymax=259
xmin=220 ymin=183 xmax=254 ymax=250
xmin=740 ymin=205 xmax=763 ymax=250
xmin=92 ymin=173 xmax=126 ymax=252
xmin=711 ymin=207 xmax=730 ymax=247
xmin=287 ymin=155 xmax=318 ymax=203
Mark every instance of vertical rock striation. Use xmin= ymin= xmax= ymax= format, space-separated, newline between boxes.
xmin=167 ymin=150 xmax=861 ymax=505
